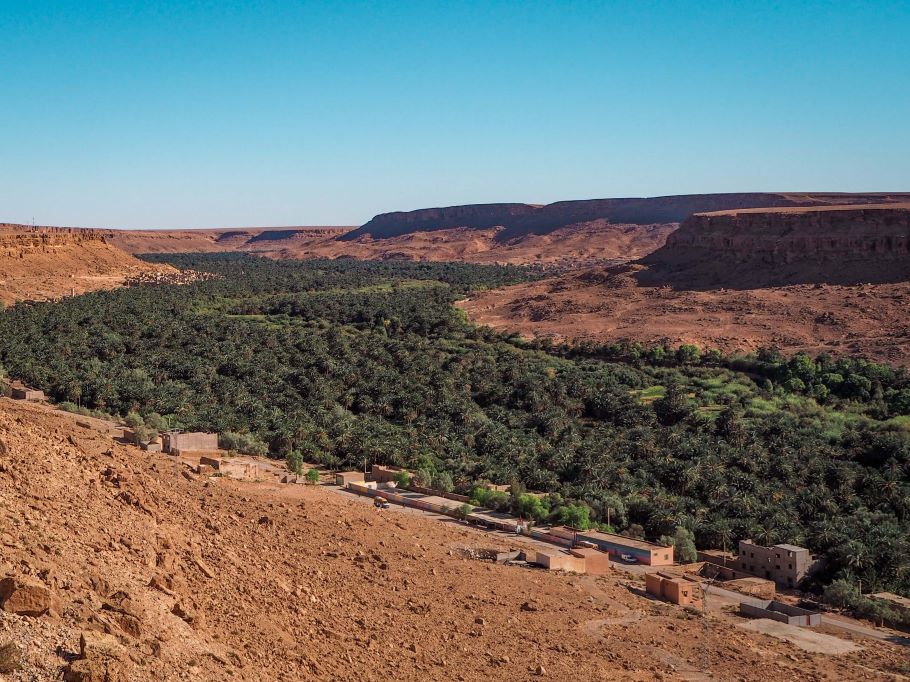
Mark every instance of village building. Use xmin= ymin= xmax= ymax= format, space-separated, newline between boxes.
xmin=528 ymin=548 xmax=587 ymax=573
xmin=669 ymin=562 xmax=776 ymax=599
xmin=368 ymin=464 xmax=410 ymax=484
xmin=735 ymin=540 xmax=821 ymax=589
xmin=335 ymin=471 xmax=366 ymax=486
xmin=645 ymin=572 xmax=702 ymax=607
xmin=570 ymin=547 xmax=611 ymax=576
xmin=10 ymin=387 xmax=45 ymax=401
xmin=161 ymin=431 xmax=219 ymax=455
xmin=549 ymin=527 xmax=674 ymax=566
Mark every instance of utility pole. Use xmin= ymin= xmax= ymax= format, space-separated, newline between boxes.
xmin=700 ymin=575 xmax=715 ymax=678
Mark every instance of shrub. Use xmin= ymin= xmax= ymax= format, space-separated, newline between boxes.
xmin=220 ymin=432 xmax=269 ymax=456
xmin=394 ymin=471 xmax=412 ymax=488
xmin=286 ymin=451 xmax=303 ymax=475
xmin=305 ymin=468 xmax=320 ymax=485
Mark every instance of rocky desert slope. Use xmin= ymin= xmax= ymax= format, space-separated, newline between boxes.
xmin=459 ymin=204 xmax=910 ymax=364
xmin=2 ymin=398 xmax=908 ymax=681
xmin=0 ymin=225 xmax=174 ymax=305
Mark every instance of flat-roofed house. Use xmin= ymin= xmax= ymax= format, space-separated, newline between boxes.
xmin=568 ymin=528 xmax=674 ymax=566
xmin=645 ymin=572 xmax=702 ymax=606
xmin=161 ymin=431 xmax=219 ymax=455
xmin=11 ymin=387 xmax=45 ymax=401
xmin=735 ymin=540 xmax=821 ymax=589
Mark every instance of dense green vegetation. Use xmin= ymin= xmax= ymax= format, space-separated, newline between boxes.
xmin=0 ymin=254 xmax=908 ymax=597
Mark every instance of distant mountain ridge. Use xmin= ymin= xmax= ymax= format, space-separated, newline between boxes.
xmin=348 ymin=192 xmax=910 ymax=241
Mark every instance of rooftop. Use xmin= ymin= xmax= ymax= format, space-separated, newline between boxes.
xmin=773 ymin=544 xmax=808 ymax=553
xmin=574 ymin=528 xmax=671 ymax=552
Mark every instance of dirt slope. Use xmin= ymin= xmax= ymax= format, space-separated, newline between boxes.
xmin=2 ymin=399 xmax=905 ymax=680
xmin=459 ymin=205 xmax=910 ymax=363
xmin=0 ymin=225 xmax=174 ymax=305
xmin=459 ymin=265 xmax=910 ymax=364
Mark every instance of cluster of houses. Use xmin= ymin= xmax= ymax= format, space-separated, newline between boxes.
xmin=6 ymin=385 xmax=897 ymax=629
xmin=335 ymin=464 xmax=839 ymax=626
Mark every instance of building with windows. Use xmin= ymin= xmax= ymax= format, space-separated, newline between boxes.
xmin=734 ymin=540 xmax=821 ymax=588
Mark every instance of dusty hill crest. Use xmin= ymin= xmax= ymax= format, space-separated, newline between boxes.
xmin=0 ymin=224 xmax=174 ymax=305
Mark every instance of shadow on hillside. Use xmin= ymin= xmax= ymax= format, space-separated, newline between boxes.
xmin=633 ymin=249 xmax=910 ymax=291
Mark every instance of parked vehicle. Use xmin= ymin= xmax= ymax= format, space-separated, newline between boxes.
xmin=619 ymin=553 xmax=637 ymax=564
xmin=374 ymin=498 xmax=391 ymax=509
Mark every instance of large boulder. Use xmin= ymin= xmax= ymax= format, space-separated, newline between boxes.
xmin=0 ymin=576 xmax=59 ymax=617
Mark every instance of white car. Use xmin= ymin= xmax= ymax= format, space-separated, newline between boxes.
xmin=619 ymin=553 xmax=637 ymax=564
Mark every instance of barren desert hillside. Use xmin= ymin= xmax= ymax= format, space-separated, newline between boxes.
xmin=106 ymin=223 xmax=676 ymax=266
xmin=1 ymin=398 xmax=907 ymax=681
xmin=459 ymin=205 xmax=910 ymax=363
xmin=0 ymin=225 xmax=174 ymax=305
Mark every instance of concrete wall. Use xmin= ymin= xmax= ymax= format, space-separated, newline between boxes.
xmin=163 ymin=432 xmax=219 ymax=453
xmin=335 ymin=471 xmax=365 ymax=486
xmin=406 ymin=484 xmax=470 ymax=503
xmin=739 ymin=600 xmax=820 ymax=626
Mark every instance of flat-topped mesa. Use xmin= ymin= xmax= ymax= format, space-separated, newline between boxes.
xmin=341 ymin=203 xmax=537 ymax=240
xmin=0 ymin=224 xmax=107 ymax=251
xmin=345 ymin=192 xmax=910 ymax=242
xmin=668 ymin=204 xmax=910 ymax=263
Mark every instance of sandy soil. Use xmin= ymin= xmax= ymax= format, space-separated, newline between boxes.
xmin=1 ymin=398 xmax=907 ymax=680
xmin=458 ymin=264 xmax=910 ymax=365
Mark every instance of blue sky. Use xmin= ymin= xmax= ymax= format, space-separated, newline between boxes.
xmin=1 ymin=1 xmax=908 ymax=228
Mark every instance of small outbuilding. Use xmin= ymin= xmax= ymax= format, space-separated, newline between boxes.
xmin=570 ymin=547 xmax=611 ymax=576
xmin=161 ymin=431 xmax=219 ymax=455
xmin=11 ymin=387 xmax=45 ymax=401
xmin=335 ymin=471 xmax=366 ymax=486
xmin=645 ymin=572 xmax=702 ymax=607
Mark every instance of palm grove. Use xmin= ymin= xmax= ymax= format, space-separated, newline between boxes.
xmin=0 ymin=254 xmax=908 ymax=598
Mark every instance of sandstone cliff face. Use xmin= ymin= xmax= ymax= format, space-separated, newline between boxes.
xmin=666 ymin=205 xmax=910 ymax=262
xmin=346 ymin=193 xmax=910 ymax=242
xmin=0 ymin=225 xmax=107 ymax=255
xmin=0 ymin=224 xmax=170 ymax=303
xmin=641 ymin=205 xmax=910 ymax=287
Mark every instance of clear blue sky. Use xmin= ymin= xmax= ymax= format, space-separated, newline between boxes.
xmin=2 ymin=1 xmax=909 ymax=228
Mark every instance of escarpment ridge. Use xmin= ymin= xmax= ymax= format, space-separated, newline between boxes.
xmin=347 ymin=192 xmax=910 ymax=241
xmin=641 ymin=203 xmax=910 ymax=288
xmin=0 ymin=224 xmax=173 ymax=304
